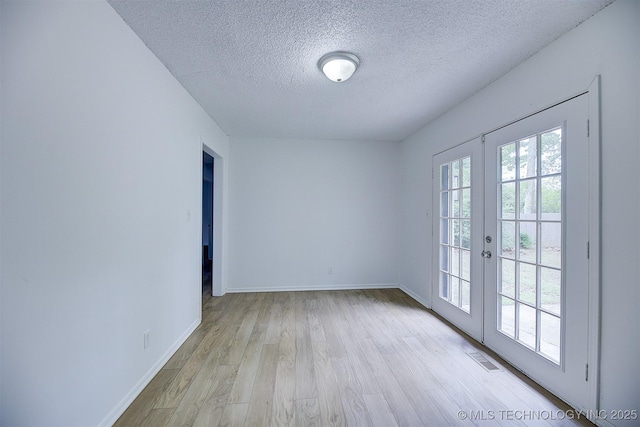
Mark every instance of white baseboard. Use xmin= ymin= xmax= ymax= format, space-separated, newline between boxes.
xmin=594 ymin=416 xmax=615 ymax=427
xmin=98 ymin=318 xmax=200 ymax=427
xmin=398 ymin=284 xmax=431 ymax=309
xmin=226 ymin=283 xmax=399 ymax=293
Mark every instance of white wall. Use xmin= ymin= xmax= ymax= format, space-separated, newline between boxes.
xmin=0 ymin=1 xmax=229 ymax=426
xmin=399 ymin=0 xmax=639 ymax=423
xmin=228 ymin=137 xmax=399 ymax=291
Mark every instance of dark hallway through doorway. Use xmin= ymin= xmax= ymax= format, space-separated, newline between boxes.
xmin=202 ymin=152 xmax=214 ymax=296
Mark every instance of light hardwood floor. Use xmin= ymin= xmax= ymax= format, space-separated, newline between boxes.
xmin=115 ymin=288 xmax=592 ymax=426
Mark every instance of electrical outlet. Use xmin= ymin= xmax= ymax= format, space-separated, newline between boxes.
xmin=144 ymin=330 xmax=151 ymax=349
xmin=328 ymin=267 xmax=333 ymax=274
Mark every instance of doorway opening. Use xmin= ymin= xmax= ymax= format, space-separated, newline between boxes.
xmin=202 ymin=151 xmax=214 ymax=297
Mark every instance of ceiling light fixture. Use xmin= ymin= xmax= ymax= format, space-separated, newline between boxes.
xmin=318 ymin=52 xmax=359 ymax=83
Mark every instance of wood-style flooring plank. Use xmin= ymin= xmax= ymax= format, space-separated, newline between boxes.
xmin=294 ymin=294 xmax=317 ymax=400
xmin=317 ymin=293 xmax=347 ymax=358
xmin=362 ymin=394 xmax=399 ymax=427
xmin=134 ymin=408 xmax=173 ymax=427
xmin=295 ymin=398 xmax=321 ymax=427
xmin=271 ymin=359 xmax=296 ymax=427
xmin=227 ymin=323 xmax=267 ymax=404
xmin=331 ymin=356 xmax=372 ymax=426
xmin=163 ymin=327 xmax=209 ymax=370
xmin=221 ymin=309 xmax=259 ymax=365
xmin=165 ymin=347 xmax=230 ymax=426
xmin=218 ymin=403 xmax=249 ymax=427
xmin=113 ymin=369 xmax=179 ymax=426
xmin=278 ymin=292 xmax=296 ymax=363
xmin=384 ymin=337 xmax=472 ymax=426
xmin=244 ymin=343 xmax=279 ymax=426
xmin=152 ymin=323 xmax=227 ymax=409
xmin=332 ymin=297 xmax=381 ymax=396
xmin=116 ymin=288 xmax=593 ymax=427
xmin=254 ymin=292 xmax=276 ymax=325
xmin=191 ymin=364 xmax=239 ymax=427
xmin=306 ymin=299 xmax=326 ymax=342
xmin=264 ymin=302 xmax=283 ymax=345
xmin=355 ymin=337 xmax=424 ymax=426
xmin=311 ymin=339 xmax=346 ymax=427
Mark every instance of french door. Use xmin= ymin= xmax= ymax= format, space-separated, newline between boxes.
xmin=483 ymin=95 xmax=590 ymax=411
xmin=432 ymin=138 xmax=484 ymax=341
xmin=432 ymin=94 xmax=593 ymax=411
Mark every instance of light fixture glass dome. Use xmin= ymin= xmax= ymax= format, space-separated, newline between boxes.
xmin=318 ymin=52 xmax=359 ymax=82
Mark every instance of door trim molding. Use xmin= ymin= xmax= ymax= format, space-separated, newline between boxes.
xmin=586 ymin=75 xmax=602 ymax=417
xmin=202 ymin=140 xmax=226 ymax=297
xmin=483 ymin=91 xmax=588 ymax=139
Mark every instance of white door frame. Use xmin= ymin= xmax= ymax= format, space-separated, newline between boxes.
xmin=202 ymin=141 xmax=225 ymax=297
xmin=585 ymin=76 xmax=601 ymax=415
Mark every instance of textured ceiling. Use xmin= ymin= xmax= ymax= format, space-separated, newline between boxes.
xmin=108 ymin=0 xmax=612 ymax=142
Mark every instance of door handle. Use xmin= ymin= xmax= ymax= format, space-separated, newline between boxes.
xmin=481 ymin=250 xmax=492 ymax=259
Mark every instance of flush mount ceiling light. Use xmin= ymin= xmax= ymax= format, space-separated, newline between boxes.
xmin=318 ymin=52 xmax=360 ymax=82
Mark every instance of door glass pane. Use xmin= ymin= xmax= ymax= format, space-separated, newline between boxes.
xmin=500 ymin=182 xmax=516 ymax=219
xmin=540 ymin=312 xmax=561 ymax=363
xmin=452 ymin=160 xmax=460 ymax=188
xmin=500 ymin=259 xmax=515 ymax=298
xmin=461 ymin=280 xmax=470 ymax=312
xmin=452 ymin=219 xmax=460 ymax=246
xmin=495 ymin=129 xmax=563 ymax=365
xmin=541 ymin=223 xmax=561 ymax=268
xmin=438 ymin=155 xmax=472 ymax=313
xmin=517 ymin=303 xmax=536 ymax=349
xmin=462 ymin=157 xmax=471 ymax=187
xmin=451 ymin=276 xmax=460 ymax=305
xmin=461 ymin=220 xmax=471 ymax=249
xmin=441 ymin=164 xmax=449 ymax=190
xmin=440 ymin=272 xmax=448 ymax=299
xmin=462 ymin=188 xmax=471 ymax=218
xmin=440 ymin=219 xmax=449 ymax=244
xmin=541 ymin=176 xmax=561 ymax=220
xmin=440 ymin=245 xmax=449 ymax=272
xmin=452 ymin=190 xmax=460 ymax=217
xmin=441 ymin=192 xmax=449 ymax=217
xmin=518 ymin=222 xmax=537 ymax=263
xmin=541 ymin=128 xmax=562 ymax=175
xmin=501 ymin=144 xmax=516 ymax=181
xmin=518 ymin=263 xmax=537 ymax=305
xmin=541 ymin=267 xmax=561 ymax=315
xmin=501 ymin=221 xmax=516 ymax=257
xmin=461 ymin=249 xmax=470 ymax=281
xmin=519 ymin=179 xmax=537 ymax=219
xmin=519 ymin=137 xmax=537 ymax=179
xmin=450 ymin=248 xmax=460 ymax=277
xmin=499 ymin=296 xmax=515 ymax=338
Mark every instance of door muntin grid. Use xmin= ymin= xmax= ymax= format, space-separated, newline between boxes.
xmin=497 ymin=126 xmax=563 ymax=364
xmin=439 ymin=156 xmax=472 ymax=313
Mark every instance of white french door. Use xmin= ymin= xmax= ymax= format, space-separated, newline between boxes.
xmin=432 ymin=94 xmax=594 ymax=412
xmin=432 ymin=138 xmax=483 ymax=341
xmin=483 ymin=94 xmax=590 ymax=411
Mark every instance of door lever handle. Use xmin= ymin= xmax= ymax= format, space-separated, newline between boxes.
xmin=481 ymin=250 xmax=492 ymax=259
